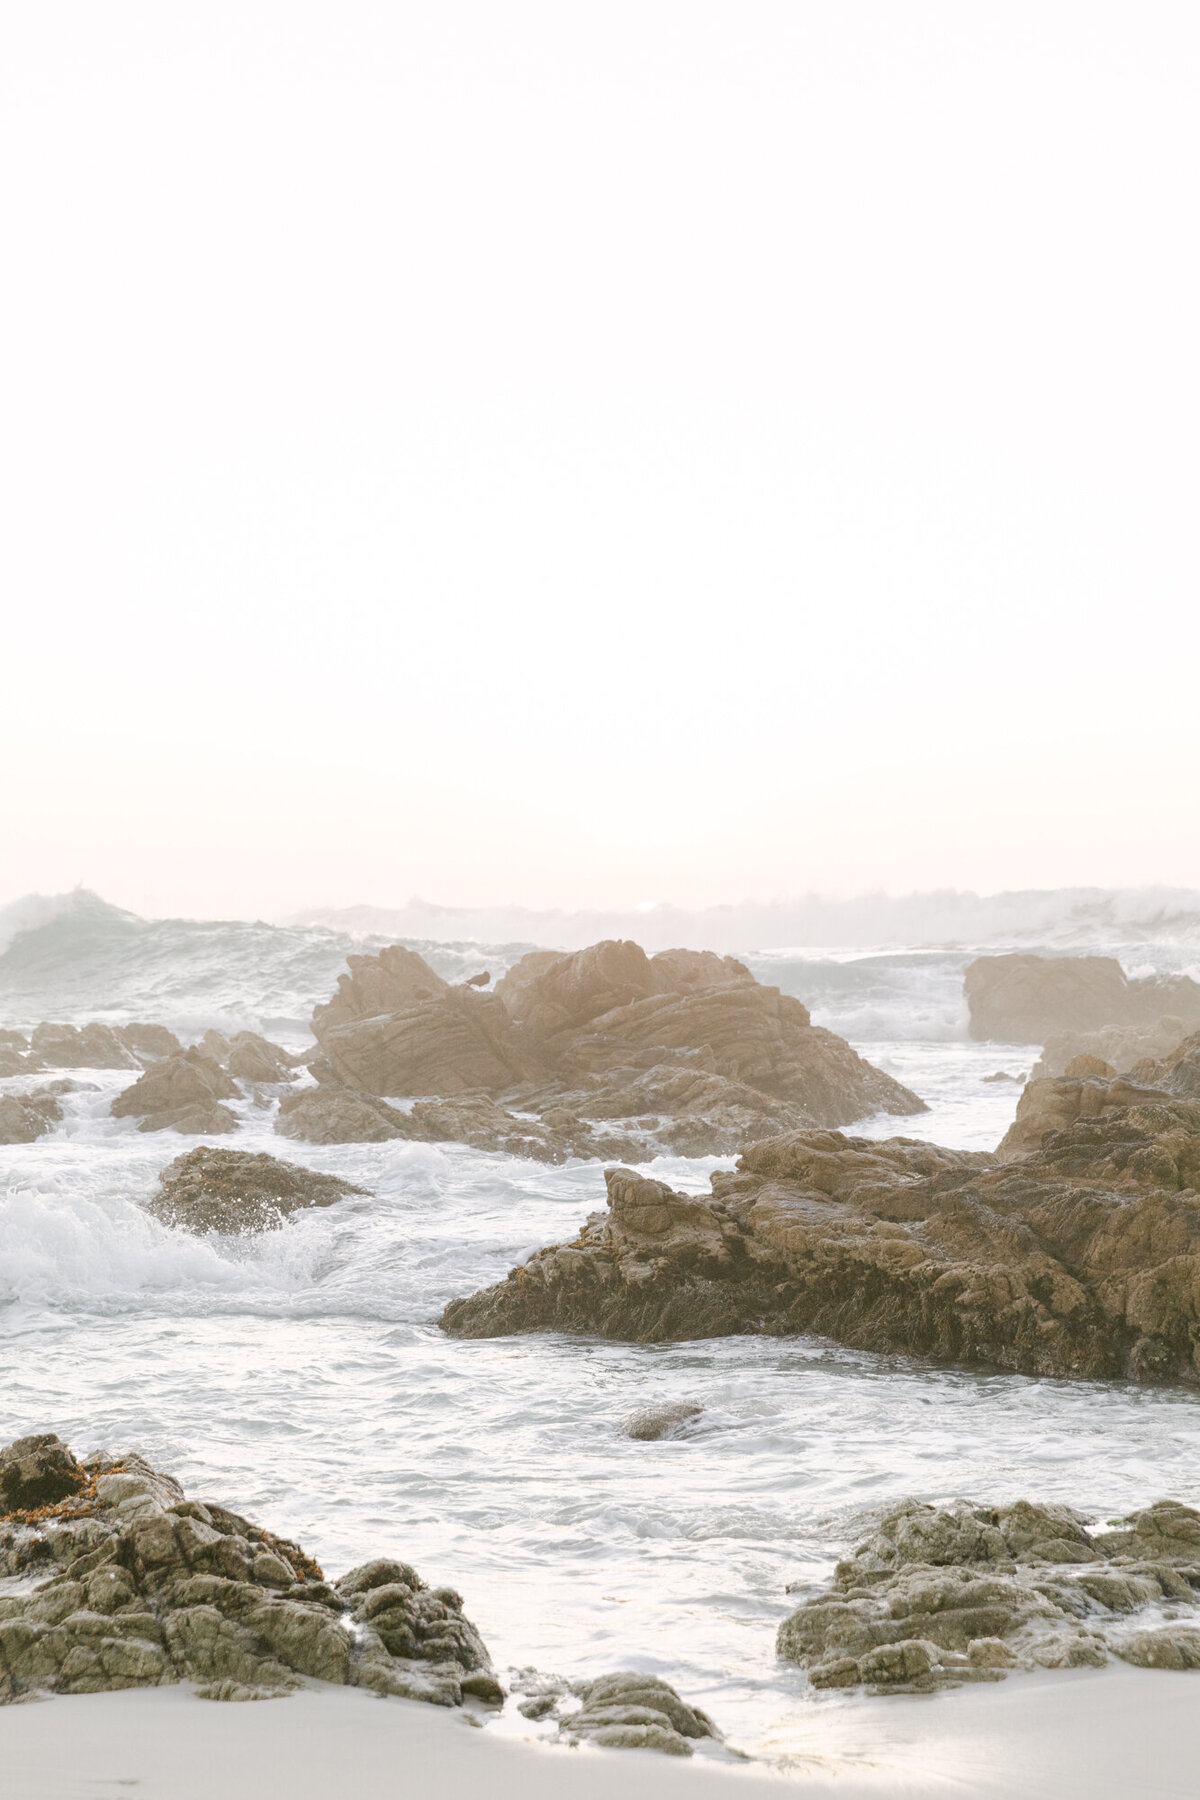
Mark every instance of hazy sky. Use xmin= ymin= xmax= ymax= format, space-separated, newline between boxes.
xmin=3 ymin=3 xmax=1198 ymax=920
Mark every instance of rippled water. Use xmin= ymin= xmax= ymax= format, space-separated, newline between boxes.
xmin=4 ymin=1049 xmax=1200 ymax=1758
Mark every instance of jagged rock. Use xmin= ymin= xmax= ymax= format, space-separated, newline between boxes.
xmin=111 ymin=1051 xmax=240 ymax=1136
xmin=965 ymin=955 xmax=1200 ymax=1045
xmin=1130 ymin=1030 xmax=1200 ymax=1099
xmin=442 ymin=1076 xmax=1200 ymax=1383
xmin=622 ymin=1403 xmax=703 ymax=1440
xmin=147 ymin=1148 xmax=366 ymax=1233
xmin=200 ymin=1031 xmax=298 ymax=1083
xmin=777 ymin=1497 xmax=1200 ymax=1692
xmin=313 ymin=946 xmax=449 ymax=1038
xmin=307 ymin=937 xmax=925 ymax=1155
xmin=275 ymin=1085 xmax=408 ymax=1144
xmin=0 ymin=1089 xmax=62 ymax=1144
xmin=0 ymin=1029 xmax=28 ymax=1050
xmin=119 ymin=1023 xmax=184 ymax=1063
xmin=403 ymin=1098 xmax=578 ymax=1163
xmin=556 ymin=1672 xmax=721 ymax=1756
xmin=31 ymin=1021 xmax=140 ymax=1070
xmin=997 ymin=1070 xmax=1169 ymax=1157
xmin=0 ymin=1436 xmax=496 ymax=1709
xmin=0 ymin=1436 xmax=88 ymax=1511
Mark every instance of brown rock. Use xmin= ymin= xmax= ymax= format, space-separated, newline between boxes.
xmin=112 ymin=1051 xmax=240 ymax=1136
xmin=0 ymin=1434 xmax=87 ymax=1511
xmin=312 ymin=946 xmax=448 ymax=1039
xmin=965 ymin=955 xmax=1200 ymax=1045
xmin=442 ymin=1079 xmax=1200 ymax=1384
xmin=30 ymin=1021 xmax=140 ymax=1070
xmin=200 ymin=1031 xmax=297 ymax=1083
xmin=319 ymin=989 xmax=531 ymax=1097
xmin=147 ymin=1147 xmax=366 ymax=1234
xmin=1033 ymin=1017 xmax=1191 ymax=1080
xmin=275 ymin=1086 xmax=408 ymax=1145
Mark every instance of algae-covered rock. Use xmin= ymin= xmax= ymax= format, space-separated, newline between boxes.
xmin=777 ymin=1496 xmax=1200 ymax=1692
xmin=0 ymin=1435 xmax=497 ymax=1711
xmin=148 ymin=1147 xmax=365 ymax=1233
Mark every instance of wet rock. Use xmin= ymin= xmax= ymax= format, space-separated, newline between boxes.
xmin=622 ymin=1403 xmax=703 ymax=1441
xmin=30 ymin=1022 xmax=141 ymax=1070
xmin=442 ymin=1086 xmax=1200 ymax=1383
xmin=0 ymin=1436 xmax=88 ymax=1512
xmin=275 ymin=1085 xmax=407 ymax=1144
xmin=777 ymin=1496 xmax=1200 ymax=1691
xmin=147 ymin=1147 xmax=366 ymax=1233
xmin=0 ymin=1089 xmax=62 ymax=1144
xmin=965 ymin=955 xmax=1200 ymax=1045
xmin=0 ymin=1435 xmax=496 ymax=1709
xmin=111 ymin=1050 xmax=240 ymax=1135
xmin=558 ymin=1672 xmax=721 ymax=1756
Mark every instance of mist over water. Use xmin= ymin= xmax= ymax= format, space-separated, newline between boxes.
xmin=3 ymin=888 xmax=1200 ymax=1756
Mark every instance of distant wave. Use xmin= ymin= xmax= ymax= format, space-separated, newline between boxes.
xmin=4 ymin=885 xmax=1200 ymax=1045
xmin=289 ymin=886 xmax=1200 ymax=953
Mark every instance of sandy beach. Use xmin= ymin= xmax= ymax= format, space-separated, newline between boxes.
xmin=2 ymin=1666 xmax=1197 ymax=1800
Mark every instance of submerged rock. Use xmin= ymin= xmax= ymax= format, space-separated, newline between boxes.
xmin=442 ymin=1072 xmax=1200 ymax=1384
xmin=622 ymin=1403 xmax=704 ymax=1441
xmin=777 ymin=1496 xmax=1200 ymax=1692
xmin=0 ymin=1436 xmax=497 ymax=1709
xmin=304 ymin=937 xmax=925 ymax=1158
xmin=965 ymin=954 xmax=1200 ymax=1045
xmin=0 ymin=1089 xmax=62 ymax=1144
xmin=148 ymin=1148 xmax=366 ymax=1233
xmin=111 ymin=1050 xmax=239 ymax=1136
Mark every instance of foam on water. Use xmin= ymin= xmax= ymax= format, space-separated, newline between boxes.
xmin=1 ymin=896 xmax=1199 ymax=1757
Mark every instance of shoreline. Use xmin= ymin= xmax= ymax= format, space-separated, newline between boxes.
xmin=2 ymin=1665 xmax=1198 ymax=1800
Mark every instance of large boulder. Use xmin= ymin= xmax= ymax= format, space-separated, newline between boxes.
xmin=147 ymin=1148 xmax=366 ymax=1233
xmin=0 ymin=1437 xmax=496 ymax=1709
xmin=0 ymin=1090 xmax=62 ymax=1145
xmin=111 ymin=1051 xmax=239 ymax=1135
xmin=30 ymin=1022 xmax=140 ymax=1070
xmin=306 ymin=937 xmax=925 ymax=1152
xmin=441 ymin=1071 xmax=1200 ymax=1384
xmin=965 ymin=955 xmax=1200 ymax=1044
xmin=777 ymin=1496 xmax=1200 ymax=1691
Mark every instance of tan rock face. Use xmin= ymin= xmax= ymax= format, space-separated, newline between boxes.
xmin=965 ymin=954 xmax=1200 ymax=1044
xmin=0 ymin=1090 xmax=62 ymax=1145
xmin=0 ymin=1438 xmax=495 ymax=1709
xmin=1034 ymin=1016 xmax=1192 ymax=1079
xmin=441 ymin=1074 xmax=1200 ymax=1384
xmin=111 ymin=1050 xmax=239 ymax=1135
xmin=295 ymin=937 xmax=925 ymax=1157
xmin=28 ymin=1022 xmax=182 ymax=1070
xmin=777 ymin=1496 xmax=1200 ymax=1692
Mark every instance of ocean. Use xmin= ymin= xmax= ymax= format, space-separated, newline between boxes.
xmin=2 ymin=891 xmax=1198 ymax=1760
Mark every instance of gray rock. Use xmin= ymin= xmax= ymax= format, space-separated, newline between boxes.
xmin=622 ymin=1403 xmax=703 ymax=1441
xmin=0 ymin=1090 xmax=62 ymax=1145
xmin=0 ymin=1435 xmax=496 ymax=1710
xmin=558 ymin=1672 xmax=720 ymax=1757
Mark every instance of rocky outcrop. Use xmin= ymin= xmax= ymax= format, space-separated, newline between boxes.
xmin=777 ymin=1497 xmax=1200 ymax=1692
xmin=111 ymin=1051 xmax=239 ymax=1136
xmin=28 ymin=1022 xmax=183 ymax=1071
xmin=199 ymin=1031 xmax=298 ymax=1084
xmin=1033 ymin=1016 xmax=1193 ymax=1080
xmin=275 ymin=1085 xmax=410 ymax=1145
xmin=0 ymin=1435 xmax=497 ymax=1708
xmin=313 ymin=945 xmax=449 ymax=1038
xmin=304 ymin=938 xmax=925 ymax=1158
xmin=965 ymin=954 xmax=1200 ymax=1045
xmin=147 ymin=1148 xmax=365 ymax=1233
xmin=442 ymin=1070 xmax=1200 ymax=1384
xmin=0 ymin=1089 xmax=62 ymax=1145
